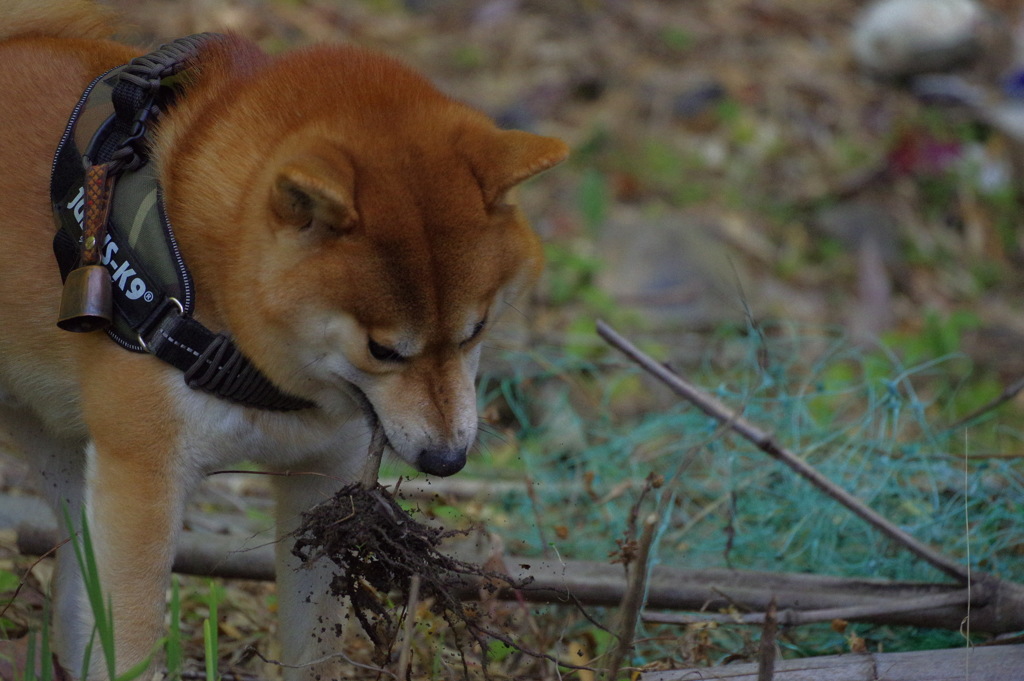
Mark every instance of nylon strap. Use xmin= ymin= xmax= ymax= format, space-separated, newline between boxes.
xmin=140 ymin=306 xmax=314 ymax=411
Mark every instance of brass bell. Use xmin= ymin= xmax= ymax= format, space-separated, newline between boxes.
xmin=57 ymin=265 xmax=113 ymax=332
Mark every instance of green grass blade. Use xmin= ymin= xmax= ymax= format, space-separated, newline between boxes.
xmin=203 ymin=619 xmax=217 ymax=681
xmin=166 ymin=576 xmax=182 ymax=680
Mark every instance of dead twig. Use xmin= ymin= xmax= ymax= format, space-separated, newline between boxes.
xmin=243 ymin=646 xmax=397 ymax=679
xmin=945 ymin=374 xmax=1024 ymax=431
xmin=361 ymin=419 xmax=388 ymax=489
xmin=0 ymin=534 xmax=68 ymax=621
xmin=603 ymin=512 xmax=659 ymax=681
xmin=643 ymin=590 xmax=971 ymax=627
xmin=16 ymin=521 xmax=1024 ymax=631
xmin=758 ymin=597 xmax=777 ymax=681
xmin=396 ymin=574 xmax=421 ymax=680
xmin=596 ymin=319 xmax=972 ymax=584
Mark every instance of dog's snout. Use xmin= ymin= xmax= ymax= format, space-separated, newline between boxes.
xmin=417 ymin=446 xmax=467 ymax=477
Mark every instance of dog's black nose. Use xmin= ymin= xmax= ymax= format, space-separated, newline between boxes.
xmin=418 ymin=446 xmax=467 ymax=477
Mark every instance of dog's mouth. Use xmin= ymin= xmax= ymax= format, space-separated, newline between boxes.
xmin=335 ymin=378 xmax=467 ymax=477
xmin=341 ymin=382 xmax=395 ymax=450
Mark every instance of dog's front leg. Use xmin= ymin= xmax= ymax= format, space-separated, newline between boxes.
xmin=271 ymin=446 xmax=366 ymax=681
xmin=0 ymin=404 xmax=93 ymax=674
xmin=40 ymin=443 xmax=92 ymax=677
xmin=71 ymin=407 xmax=189 ymax=680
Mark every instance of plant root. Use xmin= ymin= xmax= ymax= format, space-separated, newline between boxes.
xmin=289 ymin=425 xmax=536 ymax=677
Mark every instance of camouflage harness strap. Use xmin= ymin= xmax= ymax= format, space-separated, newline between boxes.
xmin=51 ymin=35 xmax=315 ymax=412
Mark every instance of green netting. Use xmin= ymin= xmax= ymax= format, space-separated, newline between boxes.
xmin=476 ymin=321 xmax=1024 ymax=585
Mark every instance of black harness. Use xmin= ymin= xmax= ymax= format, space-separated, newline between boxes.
xmin=51 ymin=35 xmax=314 ymax=412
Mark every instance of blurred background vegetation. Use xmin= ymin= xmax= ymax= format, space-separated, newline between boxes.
xmin=5 ymin=0 xmax=1024 ymax=677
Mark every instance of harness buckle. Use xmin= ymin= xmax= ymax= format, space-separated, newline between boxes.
xmin=136 ymin=296 xmax=184 ymax=353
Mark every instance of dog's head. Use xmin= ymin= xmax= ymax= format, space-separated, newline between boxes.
xmin=164 ymin=43 xmax=567 ymax=476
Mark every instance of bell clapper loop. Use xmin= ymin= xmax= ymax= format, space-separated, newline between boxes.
xmin=56 ymin=162 xmax=117 ymax=332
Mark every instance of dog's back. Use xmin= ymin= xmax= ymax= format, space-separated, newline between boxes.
xmin=0 ymin=0 xmax=112 ymax=41
xmin=0 ymin=1 xmax=140 ymax=440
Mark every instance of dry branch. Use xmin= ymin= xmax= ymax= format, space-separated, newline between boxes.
xmin=360 ymin=420 xmax=387 ymax=489
xmin=946 ymin=373 xmax=1024 ymax=431
xmin=757 ymin=597 xmax=777 ymax=681
xmin=396 ymin=574 xmax=421 ymax=678
xmin=604 ymin=512 xmax=659 ymax=681
xmin=15 ymin=524 xmax=1024 ymax=633
xmin=378 ymin=477 xmax=555 ymax=500
xmin=643 ymin=591 xmax=971 ymax=627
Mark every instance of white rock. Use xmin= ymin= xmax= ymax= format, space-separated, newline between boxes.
xmin=852 ymin=0 xmax=992 ymax=77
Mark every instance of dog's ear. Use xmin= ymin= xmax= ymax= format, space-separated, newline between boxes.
xmin=462 ymin=128 xmax=569 ymax=209
xmin=270 ymin=155 xmax=358 ymax=237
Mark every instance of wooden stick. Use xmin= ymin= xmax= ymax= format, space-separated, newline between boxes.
xmin=757 ymin=597 xmax=777 ymax=681
xmin=596 ymin=320 xmax=972 ymax=584
xmin=361 ymin=421 xmax=388 ymax=490
xmin=16 ymin=523 xmax=1024 ymax=632
xmin=643 ymin=590 xmax=971 ymax=627
xmin=603 ymin=512 xmax=659 ymax=681
xmin=396 ymin=574 xmax=421 ymax=678
xmin=946 ymin=374 xmax=1024 ymax=431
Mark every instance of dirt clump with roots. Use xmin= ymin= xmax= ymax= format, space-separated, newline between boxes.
xmin=289 ymin=426 xmax=538 ymax=676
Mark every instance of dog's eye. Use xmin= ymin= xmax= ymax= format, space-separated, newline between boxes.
xmin=368 ymin=338 xmax=405 ymax=362
xmin=461 ymin=316 xmax=487 ymax=347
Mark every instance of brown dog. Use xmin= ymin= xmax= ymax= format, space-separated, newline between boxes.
xmin=0 ymin=1 xmax=567 ymax=677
